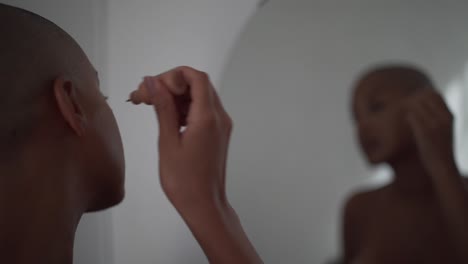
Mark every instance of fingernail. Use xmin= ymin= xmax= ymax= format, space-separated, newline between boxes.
xmin=144 ymin=76 xmax=157 ymax=97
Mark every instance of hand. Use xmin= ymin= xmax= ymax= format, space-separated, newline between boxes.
xmin=406 ymin=91 xmax=468 ymax=264
xmin=129 ymin=67 xmax=262 ymax=264
xmin=129 ymin=66 xmax=233 ymax=210
xmin=406 ymin=89 xmax=456 ymax=176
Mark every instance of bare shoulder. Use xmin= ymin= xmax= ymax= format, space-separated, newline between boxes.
xmin=342 ymin=185 xmax=388 ymax=232
xmin=343 ymin=185 xmax=387 ymax=218
xmin=342 ymin=185 xmax=388 ymax=260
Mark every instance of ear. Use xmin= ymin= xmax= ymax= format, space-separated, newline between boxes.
xmin=53 ymin=77 xmax=87 ymax=137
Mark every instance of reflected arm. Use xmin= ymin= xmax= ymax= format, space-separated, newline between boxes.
xmin=431 ymin=165 xmax=468 ymax=263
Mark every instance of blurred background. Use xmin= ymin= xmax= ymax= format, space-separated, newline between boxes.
xmin=2 ymin=0 xmax=468 ymax=263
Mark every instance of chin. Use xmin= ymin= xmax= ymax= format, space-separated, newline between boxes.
xmin=366 ymin=153 xmax=388 ymax=165
xmin=86 ymin=184 xmax=126 ymax=213
xmin=107 ymin=185 xmax=126 ymax=207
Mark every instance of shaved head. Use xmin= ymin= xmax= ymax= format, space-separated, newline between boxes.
xmin=354 ymin=64 xmax=435 ymax=95
xmin=352 ymin=64 xmax=435 ymax=118
xmin=0 ymin=5 xmax=125 ymax=248
xmin=0 ymin=3 xmax=92 ymax=155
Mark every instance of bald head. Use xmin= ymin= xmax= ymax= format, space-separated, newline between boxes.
xmin=352 ymin=64 xmax=436 ymax=121
xmin=354 ymin=64 xmax=435 ymax=95
xmin=0 ymin=3 xmax=92 ymax=155
xmin=0 ymin=3 xmax=125 ymax=222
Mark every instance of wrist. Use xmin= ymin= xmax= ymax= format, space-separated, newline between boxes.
xmin=175 ymin=198 xmax=260 ymax=264
xmin=169 ymin=192 xmax=262 ymax=263
xmin=172 ymin=193 xmax=234 ymax=221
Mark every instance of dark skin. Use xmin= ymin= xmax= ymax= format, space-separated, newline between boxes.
xmin=0 ymin=4 xmax=262 ymax=264
xmin=0 ymin=6 xmax=124 ymax=263
xmin=343 ymin=67 xmax=468 ymax=264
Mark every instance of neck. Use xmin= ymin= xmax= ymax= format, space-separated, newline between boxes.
xmin=0 ymin=148 xmax=86 ymax=264
xmin=388 ymin=150 xmax=434 ymax=200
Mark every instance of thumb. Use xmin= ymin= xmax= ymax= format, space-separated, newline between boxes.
xmin=144 ymin=77 xmax=180 ymax=148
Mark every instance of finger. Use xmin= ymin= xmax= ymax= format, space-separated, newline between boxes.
xmin=177 ymin=66 xmax=216 ymax=117
xmin=410 ymin=99 xmax=434 ymax=126
xmin=144 ymin=77 xmax=180 ymax=148
xmin=174 ymin=93 xmax=191 ymax=127
xmin=406 ymin=88 xmax=436 ymax=105
xmin=407 ymin=110 xmax=426 ymax=139
xmin=158 ymin=69 xmax=191 ymax=127
xmin=129 ymin=69 xmax=190 ymax=105
xmin=423 ymin=93 xmax=453 ymax=120
xmin=129 ymin=90 xmax=142 ymax=104
xmin=129 ymin=79 xmax=155 ymax=105
xmin=157 ymin=68 xmax=189 ymax=96
xmin=150 ymin=69 xmax=192 ymax=127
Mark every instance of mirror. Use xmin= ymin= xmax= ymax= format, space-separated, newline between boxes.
xmin=221 ymin=0 xmax=468 ymax=263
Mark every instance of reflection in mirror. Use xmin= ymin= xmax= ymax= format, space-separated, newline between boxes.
xmin=220 ymin=0 xmax=468 ymax=263
xmin=343 ymin=64 xmax=466 ymax=264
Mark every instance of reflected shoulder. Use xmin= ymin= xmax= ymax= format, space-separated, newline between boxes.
xmin=345 ymin=186 xmax=387 ymax=210
xmin=343 ymin=185 xmax=388 ymax=222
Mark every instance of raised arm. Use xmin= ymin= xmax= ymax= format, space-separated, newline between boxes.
xmin=130 ymin=66 xmax=263 ymax=264
xmin=406 ymin=90 xmax=468 ymax=263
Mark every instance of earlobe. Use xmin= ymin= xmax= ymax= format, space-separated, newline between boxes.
xmin=53 ymin=77 xmax=87 ymax=137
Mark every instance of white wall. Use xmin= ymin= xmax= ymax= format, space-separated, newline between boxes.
xmin=106 ymin=1 xmax=258 ymax=263
xmin=221 ymin=0 xmax=468 ymax=263
xmin=0 ymin=1 xmax=112 ymax=263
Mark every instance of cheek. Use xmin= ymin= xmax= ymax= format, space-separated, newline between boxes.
xmin=87 ymin=105 xmax=126 ymax=208
xmin=383 ymin=112 xmax=412 ymax=151
xmin=96 ymin=106 xmax=125 ymax=176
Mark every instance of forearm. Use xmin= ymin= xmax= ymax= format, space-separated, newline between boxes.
xmin=431 ymin=164 xmax=468 ymax=262
xmin=176 ymin=198 xmax=262 ymax=264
